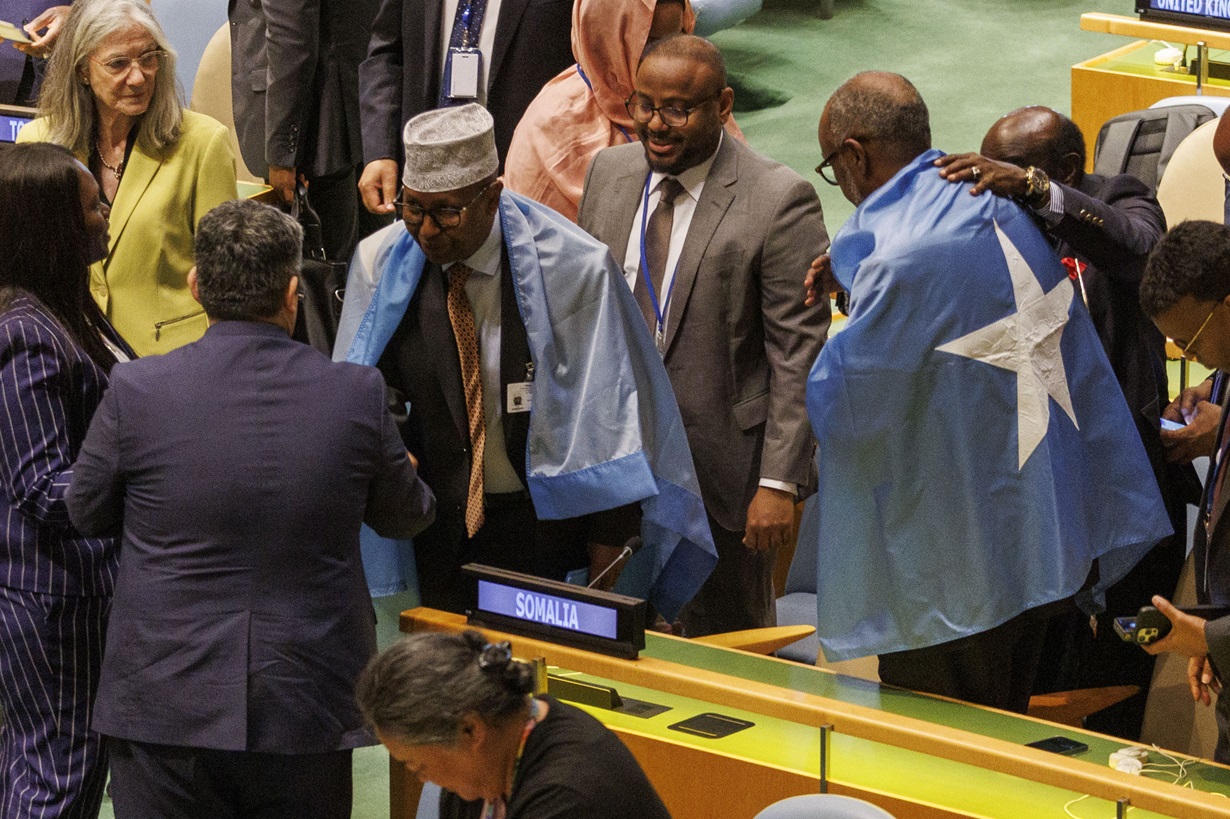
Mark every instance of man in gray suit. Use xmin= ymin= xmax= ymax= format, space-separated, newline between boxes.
xmin=578 ymin=35 xmax=830 ymax=636
xmin=67 ymin=200 xmax=435 ymax=818
xmin=228 ymin=0 xmax=378 ymax=259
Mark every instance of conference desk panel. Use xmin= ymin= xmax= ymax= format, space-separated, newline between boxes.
xmin=396 ymin=608 xmax=1230 ymax=819
xmin=1071 ymin=39 xmax=1230 ymax=173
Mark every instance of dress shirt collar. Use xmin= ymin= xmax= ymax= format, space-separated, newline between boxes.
xmin=445 ymin=216 xmax=503 ymax=279
xmin=647 ymin=132 xmax=723 ymax=204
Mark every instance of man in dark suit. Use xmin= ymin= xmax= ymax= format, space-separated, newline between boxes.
xmin=228 ymin=0 xmax=379 ymax=259
xmin=66 ymin=199 xmax=435 ymax=818
xmin=364 ymin=104 xmax=633 ymax=613
xmin=1138 ymin=218 xmax=1230 ymax=763
xmin=1156 ymin=113 xmax=1230 ymax=469
xmin=357 ymin=0 xmax=574 ymax=216
xmin=578 ymin=35 xmax=830 ymax=636
xmin=342 ymin=103 xmax=716 ymax=618
xmin=935 ymin=107 xmax=1199 ymax=737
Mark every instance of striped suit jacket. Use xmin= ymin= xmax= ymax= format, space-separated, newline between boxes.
xmin=0 ymin=293 xmax=117 ymax=597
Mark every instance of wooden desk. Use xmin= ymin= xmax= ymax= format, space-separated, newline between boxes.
xmin=393 ymin=608 xmax=1230 ymax=819
xmin=1072 ymin=39 xmax=1230 ymax=172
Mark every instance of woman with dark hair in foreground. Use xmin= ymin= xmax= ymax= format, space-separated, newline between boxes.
xmin=0 ymin=141 xmax=131 ymax=818
xmin=357 ymin=630 xmax=672 ymax=819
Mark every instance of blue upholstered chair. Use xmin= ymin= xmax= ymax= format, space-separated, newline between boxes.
xmin=774 ymin=497 xmax=823 ymax=664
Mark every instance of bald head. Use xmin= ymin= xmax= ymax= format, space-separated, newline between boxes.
xmin=823 ymin=71 xmax=930 ymax=161
xmin=981 ymin=106 xmax=1085 ymax=185
xmin=818 ymin=71 xmax=930 ymax=205
xmin=1215 ymin=114 xmax=1230 ymax=176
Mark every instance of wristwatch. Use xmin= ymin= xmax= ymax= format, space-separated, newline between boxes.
xmin=1022 ymin=166 xmax=1051 ymax=208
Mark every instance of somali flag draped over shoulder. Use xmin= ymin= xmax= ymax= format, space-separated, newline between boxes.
xmin=806 ymin=149 xmax=1171 ymax=662
xmin=337 ymin=190 xmax=717 ymax=621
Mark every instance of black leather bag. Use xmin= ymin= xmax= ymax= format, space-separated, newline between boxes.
xmin=289 ymin=184 xmax=346 ymax=356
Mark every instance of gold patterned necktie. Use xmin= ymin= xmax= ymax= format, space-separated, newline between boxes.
xmin=446 ymin=264 xmax=486 ymax=537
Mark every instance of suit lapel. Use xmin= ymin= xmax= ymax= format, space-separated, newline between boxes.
xmin=421 ymin=264 xmax=469 ymax=441
xmin=488 ymin=0 xmax=529 ymax=90
xmin=663 ymin=138 xmax=736 ymax=354
xmin=104 ymin=144 xmax=162 ymax=269
xmin=603 ymin=160 xmax=651 ymax=265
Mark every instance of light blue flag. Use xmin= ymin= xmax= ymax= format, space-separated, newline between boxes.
xmin=340 ymin=191 xmax=717 ymax=620
xmin=806 ymin=150 xmax=1172 ymax=662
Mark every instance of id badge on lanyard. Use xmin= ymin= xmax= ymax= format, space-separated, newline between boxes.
xmin=443 ymin=47 xmax=482 ymax=100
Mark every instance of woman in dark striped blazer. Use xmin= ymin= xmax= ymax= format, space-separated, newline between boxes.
xmin=0 ymin=142 xmax=130 ymax=818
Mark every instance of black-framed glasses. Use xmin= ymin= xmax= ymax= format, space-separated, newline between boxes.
xmin=91 ymin=49 xmax=165 ymax=77
xmin=1173 ymin=301 xmax=1221 ymax=360
xmin=393 ymin=181 xmax=495 ymax=229
xmin=815 ymin=145 xmax=848 ymax=186
xmin=624 ymin=92 xmax=719 ymax=128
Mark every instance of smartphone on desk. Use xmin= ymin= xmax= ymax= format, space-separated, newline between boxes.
xmin=1026 ymin=736 xmax=1089 ymax=756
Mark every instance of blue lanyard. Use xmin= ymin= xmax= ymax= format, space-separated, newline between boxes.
xmin=575 ymin=65 xmax=633 ymax=143
xmin=638 ymin=173 xmax=680 ymax=345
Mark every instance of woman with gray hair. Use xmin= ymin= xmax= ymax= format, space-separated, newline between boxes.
xmin=17 ymin=0 xmax=235 ymax=357
xmin=357 ymin=631 xmax=671 ymax=819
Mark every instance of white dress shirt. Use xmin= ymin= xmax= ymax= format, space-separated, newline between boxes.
xmin=444 ymin=217 xmax=525 ymax=494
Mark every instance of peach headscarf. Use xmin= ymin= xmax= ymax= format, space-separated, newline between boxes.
xmin=503 ymin=0 xmax=741 ymax=222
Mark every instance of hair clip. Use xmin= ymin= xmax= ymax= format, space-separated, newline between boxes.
xmin=477 ymin=640 xmax=512 ymax=671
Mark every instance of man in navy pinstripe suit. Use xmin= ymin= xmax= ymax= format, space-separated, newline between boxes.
xmin=67 ymin=200 xmax=435 ymax=819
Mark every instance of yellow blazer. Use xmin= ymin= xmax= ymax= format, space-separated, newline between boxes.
xmin=19 ymin=111 xmax=237 ymax=356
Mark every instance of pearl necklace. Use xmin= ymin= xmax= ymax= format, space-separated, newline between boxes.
xmin=95 ymin=142 xmax=124 ymax=180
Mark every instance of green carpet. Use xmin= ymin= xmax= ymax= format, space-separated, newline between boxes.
xmin=711 ymin=0 xmax=1127 ymax=230
xmin=94 ymin=3 xmax=1146 ymax=817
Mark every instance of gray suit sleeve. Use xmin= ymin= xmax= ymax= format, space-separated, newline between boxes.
xmin=261 ymin=0 xmax=320 ymax=169
xmin=363 ymin=371 xmax=436 ymax=539
xmin=66 ymin=384 xmax=126 ymax=537
xmin=757 ymin=173 xmax=831 ymax=490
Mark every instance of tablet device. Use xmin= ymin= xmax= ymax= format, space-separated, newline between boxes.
xmin=667 ymin=713 xmax=754 ymax=739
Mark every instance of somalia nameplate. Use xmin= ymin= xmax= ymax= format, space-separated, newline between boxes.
xmin=463 ymin=564 xmax=647 ymax=659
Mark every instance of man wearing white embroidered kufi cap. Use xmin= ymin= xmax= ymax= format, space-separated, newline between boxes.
xmin=334 ymin=103 xmax=719 ymax=617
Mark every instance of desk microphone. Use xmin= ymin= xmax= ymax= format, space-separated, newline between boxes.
xmin=587 ymin=536 xmax=643 ymax=589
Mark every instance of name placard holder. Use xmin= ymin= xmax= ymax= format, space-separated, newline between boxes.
xmin=462 ymin=564 xmax=647 ymax=659
xmin=0 ymin=104 xmax=35 ymax=144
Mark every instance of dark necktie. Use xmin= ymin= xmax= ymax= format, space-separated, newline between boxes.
xmin=438 ymin=0 xmax=489 ymax=107
xmin=446 ymin=264 xmax=486 ymax=537
xmin=635 ymin=177 xmax=686 ymax=334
